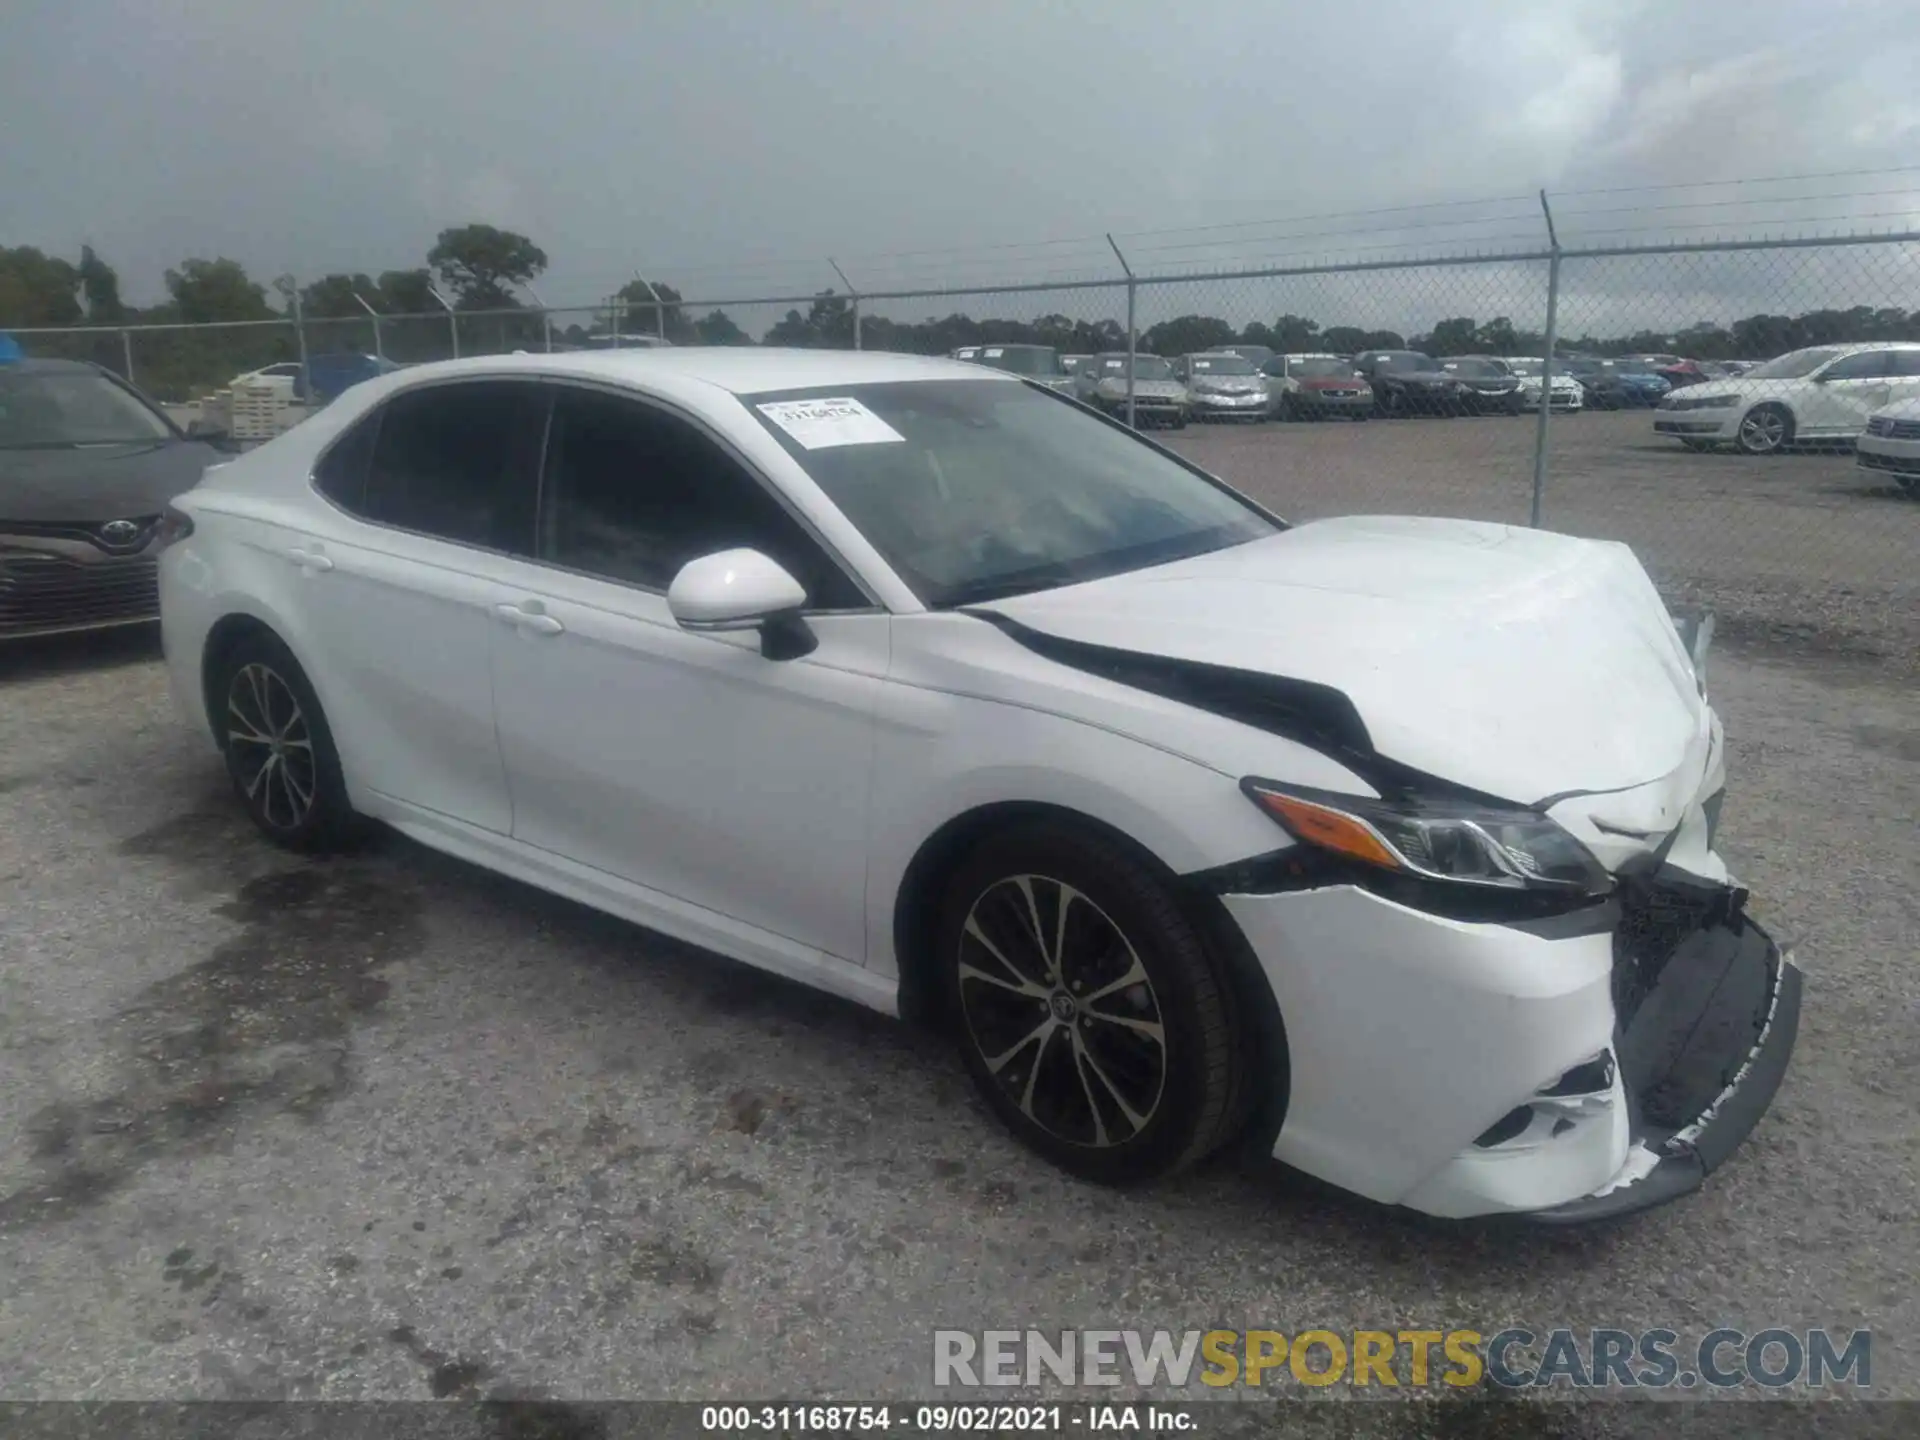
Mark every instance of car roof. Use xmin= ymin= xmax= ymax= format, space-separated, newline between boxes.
xmin=374 ymin=346 xmax=1006 ymax=399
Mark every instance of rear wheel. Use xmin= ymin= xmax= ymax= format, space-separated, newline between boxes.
xmin=213 ymin=631 xmax=359 ymax=852
xmin=1736 ymin=403 xmax=1793 ymax=456
xmin=938 ymin=823 xmax=1247 ymax=1183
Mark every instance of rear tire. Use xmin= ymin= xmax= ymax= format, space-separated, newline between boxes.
xmin=937 ymin=822 xmax=1247 ymax=1184
xmin=212 ymin=631 xmax=359 ymax=852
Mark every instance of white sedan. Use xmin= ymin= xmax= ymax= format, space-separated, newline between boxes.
xmin=156 ymin=348 xmax=1798 ymax=1220
xmin=1856 ymin=397 xmax=1920 ymax=496
xmin=1503 ymin=357 xmax=1585 ymax=412
xmin=1653 ymin=341 xmax=1920 ymax=454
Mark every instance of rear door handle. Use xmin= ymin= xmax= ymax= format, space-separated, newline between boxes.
xmin=285 ymin=546 xmax=334 ymax=573
xmin=494 ymin=601 xmax=564 ymax=636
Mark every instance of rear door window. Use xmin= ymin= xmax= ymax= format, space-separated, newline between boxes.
xmin=360 ymin=382 xmax=545 ymax=553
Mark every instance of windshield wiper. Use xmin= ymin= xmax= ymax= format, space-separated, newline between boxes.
xmin=934 ymin=565 xmax=1081 ymax=609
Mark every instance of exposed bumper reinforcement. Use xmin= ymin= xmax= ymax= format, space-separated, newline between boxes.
xmin=1527 ymin=923 xmax=1799 ymax=1224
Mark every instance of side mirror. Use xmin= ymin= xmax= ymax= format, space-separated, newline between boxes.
xmin=667 ymin=549 xmax=816 ymax=660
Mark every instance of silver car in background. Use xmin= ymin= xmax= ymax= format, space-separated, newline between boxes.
xmin=1174 ymin=352 xmax=1271 ymax=421
xmin=950 ymin=343 xmax=1077 ymax=396
xmin=1088 ymin=353 xmax=1189 ymax=428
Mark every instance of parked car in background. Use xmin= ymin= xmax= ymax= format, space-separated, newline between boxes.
xmin=1503 ymin=357 xmax=1584 ymax=413
xmin=1653 ymin=342 xmax=1920 ymax=454
xmin=1856 ymin=397 xmax=1920 ymax=496
xmin=1 ymin=358 xmax=227 ymax=640
xmin=1438 ymin=356 xmax=1527 ymax=416
xmin=1259 ymin=353 xmax=1374 ymax=420
xmin=1352 ymin=350 xmax=1469 ymax=417
xmin=230 ymin=361 xmax=307 ymax=401
xmin=1221 ymin=344 xmax=1275 ymax=371
xmin=1561 ymin=358 xmax=1670 ymax=410
xmin=157 ymin=345 xmax=1797 ymax=1220
xmin=1173 ymin=352 xmax=1271 ymax=421
xmin=1624 ymin=354 xmax=1709 ymax=390
xmin=1088 ymin=352 xmax=1189 ymax=427
xmin=950 ymin=343 xmax=1077 ymax=396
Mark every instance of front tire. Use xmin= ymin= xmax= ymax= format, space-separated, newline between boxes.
xmin=937 ymin=823 xmax=1246 ymax=1183
xmin=214 ymin=631 xmax=358 ymax=852
xmin=1736 ymin=403 xmax=1793 ymax=456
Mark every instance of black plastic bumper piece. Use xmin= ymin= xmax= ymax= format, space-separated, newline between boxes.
xmin=1526 ymin=925 xmax=1800 ymax=1226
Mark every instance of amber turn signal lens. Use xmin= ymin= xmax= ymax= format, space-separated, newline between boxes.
xmin=1247 ymin=789 xmax=1401 ymax=870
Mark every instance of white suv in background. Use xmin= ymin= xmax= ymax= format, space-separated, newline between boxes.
xmin=1652 ymin=341 xmax=1920 ymax=454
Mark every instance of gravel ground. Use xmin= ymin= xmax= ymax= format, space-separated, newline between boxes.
xmin=1 ymin=415 xmax=1916 ymax=1433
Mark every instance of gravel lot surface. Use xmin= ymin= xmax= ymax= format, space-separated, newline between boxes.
xmin=1 ymin=413 xmax=1915 ymax=1434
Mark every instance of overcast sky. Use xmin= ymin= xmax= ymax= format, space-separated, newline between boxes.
xmin=6 ymin=0 xmax=1919 ymax=312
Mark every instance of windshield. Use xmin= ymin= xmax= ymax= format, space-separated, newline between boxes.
xmin=1442 ymin=358 xmax=1507 ymax=378
xmin=1505 ymin=359 xmax=1544 ymax=376
xmin=1742 ymin=347 xmax=1844 ymax=381
xmin=747 ymin=380 xmax=1276 ymax=607
xmin=1289 ymin=358 xmax=1357 ymax=379
xmin=0 ymin=368 xmax=174 ymax=448
xmin=1611 ymin=360 xmax=1660 ymax=376
xmin=1376 ymin=352 xmax=1440 ymax=373
xmin=1187 ymin=355 xmax=1256 ymax=376
xmin=974 ymin=346 xmax=1062 ymax=377
xmin=1098 ymin=355 xmax=1175 ymax=381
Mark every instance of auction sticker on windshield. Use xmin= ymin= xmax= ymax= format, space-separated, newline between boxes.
xmin=756 ymin=397 xmax=907 ymax=450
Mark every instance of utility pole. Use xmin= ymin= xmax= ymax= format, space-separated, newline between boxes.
xmin=1108 ymin=234 xmax=1137 ymax=428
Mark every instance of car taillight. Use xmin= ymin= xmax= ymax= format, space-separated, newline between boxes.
xmin=153 ymin=505 xmax=195 ymax=553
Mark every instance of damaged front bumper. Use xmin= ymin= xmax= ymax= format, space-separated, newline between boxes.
xmin=1215 ymin=851 xmax=1799 ymax=1222
xmin=1527 ymin=895 xmax=1799 ymax=1223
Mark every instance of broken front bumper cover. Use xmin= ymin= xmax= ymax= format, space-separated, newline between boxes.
xmin=1527 ymin=915 xmax=1800 ymax=1224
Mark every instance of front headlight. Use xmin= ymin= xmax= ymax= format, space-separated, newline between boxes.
xmin=1242 ymin=780 xmax=1611 ymax=895
xmin=1694 ymin=394 xmax=1739 ymax=409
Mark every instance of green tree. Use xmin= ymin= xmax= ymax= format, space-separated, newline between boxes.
xmin=427 ymin=224 xmax=548 ymax=308
xmin=1424 ymin=317 xmax=1479 ymax=355
xmin=376 ymin=269 xmax=435 ymax=314
xmin=300 ymin=273 xmax=381 ymax=319
xmin=1142 ymin=314 xmax=1237 ymax=356
xmin=614 ymin=279 xmax=690 ymax=341
xmin=164 ymin=257 xmax=274 ymax=323
xmin=694 ymin=309 xmax=750 ymax=345
xmin=0 ymin=246 xmax=82 ymax=326
xmin=77 ymin=245 xmax=124 ymax=322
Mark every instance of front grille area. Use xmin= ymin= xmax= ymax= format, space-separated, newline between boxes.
xmin=1865 ymin=416 xmax=1920 ymax=439
xmin=0 ymin=553 xmax=160 ymax=635
xmin=1612 ymin=875 xmax=1768 ymax=1132
xmin=0 ymin=516 xmax=162 ymax=553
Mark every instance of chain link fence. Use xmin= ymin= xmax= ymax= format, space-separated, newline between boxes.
xmin=9 ymin=232 xmax=1918 ymax=672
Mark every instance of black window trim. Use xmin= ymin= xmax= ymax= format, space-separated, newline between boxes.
xmin=525 ymin=377 xmax=885 ymax=616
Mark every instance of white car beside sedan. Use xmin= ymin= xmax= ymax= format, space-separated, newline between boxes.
xmin=156 ymin=348 xmax=1798 ymax=1221
xmin=1504 ymin=357 xmax=1585 ymax=413
xmin=1856 ymin=397 xmax=1920 ymax=496
xmin=1653 ymin=341 xmax=1920 ymax=454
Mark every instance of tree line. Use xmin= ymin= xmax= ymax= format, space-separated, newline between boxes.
xmin=7 ymin=225 xmax=1919 ymax=400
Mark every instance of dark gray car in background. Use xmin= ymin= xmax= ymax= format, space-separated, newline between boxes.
xmin=1 ymin=358 xmax=227 ymax=640
xmin=950 ymin=343 xmax=1077 ymax=396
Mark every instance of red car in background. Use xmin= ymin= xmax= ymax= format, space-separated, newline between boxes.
xmin=1624 ymin=354 xmax=1710 ymax=390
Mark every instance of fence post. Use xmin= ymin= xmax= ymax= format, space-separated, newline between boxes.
xmin=353 ymin=293 xmax=385 ymax=361
xmin=429 ymin=285 xmax=459 ymax=358
xmin=1107 ymin=234 xmax=1136 ymax=428
xmin=828 ymin=259 xmax=862 ymax=351
xmin=120 ymin=328 xmax=135 ymax=386
xmin=290 ymin=289 xmax=310 ymax=395
xmin=1530 ymin=190 xmax=1562 ymax=529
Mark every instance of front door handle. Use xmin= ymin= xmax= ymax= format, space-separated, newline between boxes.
xmin=285 ymin=546 xmax=334 ymax=573
xmin=494 ymin=601 xmax=564 ymax=636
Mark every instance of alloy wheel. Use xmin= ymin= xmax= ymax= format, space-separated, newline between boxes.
xmin=1738 ymin=407 xmax=1789 ymax=454
xmin=226 ymin=661 xmax=317 ymax=831
xmin=955 ymin=874 xmax=1167 ymax=1149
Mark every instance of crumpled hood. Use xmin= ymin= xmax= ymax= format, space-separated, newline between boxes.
xmin=1 ymin=440 xmax=222 ymax=523
xmin=986 ymin=515 xmax=1708 ymax=803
